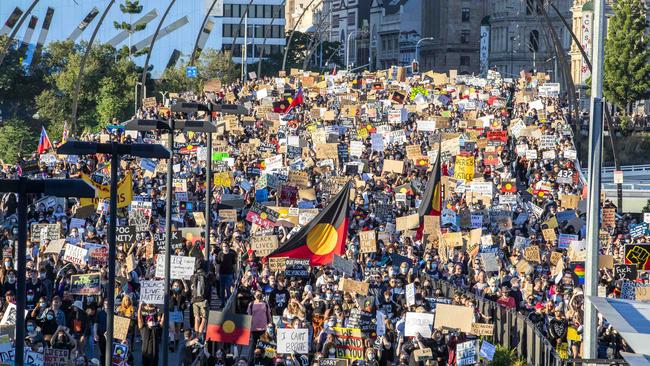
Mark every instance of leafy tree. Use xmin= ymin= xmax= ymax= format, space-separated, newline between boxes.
xmin=603 ymin=0 xmax=650 ymax=115
xmin=114 ymin=0 xmax=147 ymax=57
xmin=0 ymin=118 xmax=36 ymax=164
xmin=157 ymin=50 xmax=239 ymax=95
xmin=35 ymin=42 xmax=138 ymax=134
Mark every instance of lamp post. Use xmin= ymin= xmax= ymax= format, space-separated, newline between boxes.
xmin=0 ymin=179 xmax=95 ymax=366
xmin=346 ymin=30 xmax=358 ymax=70
xmin=414 ymin=37 xmax=434 ymax=67
xmin=58 ymin=141 xmax=170 ymax=366
xmin=124 ymin=103 xmax=219 ymax=366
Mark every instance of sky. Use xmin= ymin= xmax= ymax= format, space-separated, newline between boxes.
xmin=1 ymin=0 xmax=212 ymax=77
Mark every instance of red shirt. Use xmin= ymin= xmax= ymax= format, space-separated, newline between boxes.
xmin=497 ymin=295 xmax=517 ymax=310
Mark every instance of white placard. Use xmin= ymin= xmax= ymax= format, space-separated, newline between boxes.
xmin=405 ymin=312 xmax=434 ymax=338
xmin=405 ymin=283 xmax=416 ymax=307
xmin=155 ymin=255 xmax=196 ymax=280
xmin=140 ymin=280 xmax=165 ymax=305
xmin=417 ymin=120 xmax=437 ymax=132
xmin=276 ymin=328 xmax=309 ymax=354
xmin=63 ymin=244 xmax=88 ymax=265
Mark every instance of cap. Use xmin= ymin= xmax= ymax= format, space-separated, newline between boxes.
xmin=72 ymin=300 xmax=84 ymax=310
xmin=535 ymin=302 xmax=544 ymax=310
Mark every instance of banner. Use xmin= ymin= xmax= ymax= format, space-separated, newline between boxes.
xmin=332 ymin=327 xmax=364 ymax=360
xmin=80 ymin=171 xmax=133 ymax=208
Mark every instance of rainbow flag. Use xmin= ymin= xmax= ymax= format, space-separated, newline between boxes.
xmin=571 ymin=262 xmax=585 ymax=285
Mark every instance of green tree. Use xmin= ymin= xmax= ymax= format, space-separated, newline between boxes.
xmin=114 ymin=0 xmax=147 ymax=57
xmin=157 ymin=50 xmax=239 ymax=95
xmin=604 ymin=0 xmax=650 ymax=115
xmin=0 ymin=118 xmax=36 ymax=164
xmin=35 ymin=42 xmax=138 ymax=134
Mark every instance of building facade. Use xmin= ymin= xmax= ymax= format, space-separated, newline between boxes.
xmin=486 ymin=0 xmax=572 ymax=79
xmin=319 ymin=0 xmax=371 ymax=69
xmin=208 ymin=0 xmax=286 ymax=64
xmin=286 ymin=0 xmax=323 ymax=33
xmin=369 ymin=0 xmax=487 ymax=74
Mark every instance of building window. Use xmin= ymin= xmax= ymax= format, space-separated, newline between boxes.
xmin=462 ymin=8 xmax=470 ymax=22
xmin=460 ymin=56 xmax=470 ymax=66
xmin=248 ymin=5 xmax=256 ymax=17
xmin=265 ymin=5 xmax=272 ymax=18
xmin=223 ymin=24 xmax=232 ymax=37
xmin=348 ymin=12 xmax=355 ymax=26
xmin=461 ymin=30 xmax=470 ymax=44
xmin=526 ymin=0 xmax=541 ymax=15
xmin=529 ymin=30 xmax=539 ymax=52
xmin=232 ymin=4 xmax=241 ymax=18
xmin=224 ymin=4 xmax=232 ymax=17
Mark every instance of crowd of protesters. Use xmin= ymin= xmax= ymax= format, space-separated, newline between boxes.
xmin=0 ymin=66 xmax=642 ymax=366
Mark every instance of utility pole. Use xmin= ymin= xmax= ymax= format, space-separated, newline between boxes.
xmin=584 ymin=0 xmax=605 ymax=359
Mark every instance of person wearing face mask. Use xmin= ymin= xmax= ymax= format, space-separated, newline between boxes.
xmin=2 ymin=270 xmax=16 ymax=296
xmin=250 ymin=347 xmax=273 ymax=366
xmin=50 ymin=326 xmax=76 ymax=354
xmin=216 ymin=243 xmax=237 ymax=306
xmin=170 ymin=280 xmax=189 ymax=350
xmin=207 ymin=347 xmax=234 ymax=366
xmin=138 ymin=302 xmax=163 ymax=366
xmin=93 ymin=299 xmax=109 ymax=364
xmin=248 ymin=290 xmax=272 ymax=348
xmin=269 ymin=278 xmax=290 ymax=316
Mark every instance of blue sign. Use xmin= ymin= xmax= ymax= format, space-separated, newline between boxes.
xmin=186 ymin=66 xmax=198 ymax=78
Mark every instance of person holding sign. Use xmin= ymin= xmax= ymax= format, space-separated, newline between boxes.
xmin=138 ymin=302 xmax=163 ymax=366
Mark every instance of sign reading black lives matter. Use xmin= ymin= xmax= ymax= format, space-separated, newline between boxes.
xmin=153 ymin=231 xmax=182 ymax=253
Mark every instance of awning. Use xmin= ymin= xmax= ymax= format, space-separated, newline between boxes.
xmin=588 ymin=296 xmax=650 ymax=355
xmin=622 ymin=352 xmax=650 ymax=366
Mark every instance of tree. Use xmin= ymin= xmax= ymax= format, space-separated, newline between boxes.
xmin=0 ymin=118 xmax=36 ymax=164
xmin=35 ymin=42 xmax=138 ymax=134
xmin=157 ymin=50 xmax=239 ymax=95
xmin=114 ymin=0 xmax=147 ymax=57
xmin=603 ymin=0 xmax=650 ymax=115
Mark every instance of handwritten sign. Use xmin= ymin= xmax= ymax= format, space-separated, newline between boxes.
xmin=252 ymin=235 xmax=279 ymax=256
xmin=339 ymin=278 xmax=369 ymax=295
xmin=332 ymin=327 xmax=364 ymax=360
xmin=63 ymin=244 xmax=88 ymax=265
xmin=70 ymin=273 xmax=101 ymax=295
xmin=276 ymin=328 xmax=309 ymax=354
xmin=114 ymin=316 xmax=130 ymax=341
xmin=405 ymin=312 xmax=434 ymax=338
xmin=140 ymin=280 xmax=165 ymax=305
xmin=359 ymin=231 xmax=376 ymax=253
xmin=471 ymin=323 xmax=494 ymax=336
xmin=155 ymin=255 xmax=196 ymax=280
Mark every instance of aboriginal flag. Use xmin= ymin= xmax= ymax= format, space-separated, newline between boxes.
xmin=267 ymin=181 xmax=351 ymax=266
xmin=206 ymin=311 xmax=252 ymax=345
xmin=416 ymin=154 xmax=441 ymax=240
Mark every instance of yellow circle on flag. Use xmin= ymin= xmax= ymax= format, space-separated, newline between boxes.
xmin=222 ymin=320 xmax=236 ymax=333
xmin=260 ymin=212 xmax=267 ymax=219
xmin=505 ymin=183 xmax=512 ymax=190
xmin=307 ymin=223 xmax=338 ymax=255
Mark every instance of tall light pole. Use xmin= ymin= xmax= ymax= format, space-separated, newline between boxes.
xmin=414 ymin=37 xmax=434 ymax=67
xmin=58 ymin=141 xmax=170 ymax=366
xmin=0 ymin=179 xmax=94 ymax=366
xmin=584 ymin=0 xmax=606 ymax=359
xmin=346 ymin=30 xmax=358 ymax=70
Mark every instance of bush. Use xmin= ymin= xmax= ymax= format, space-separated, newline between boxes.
xmin=488 ymin=344 xmax=525 ymax=366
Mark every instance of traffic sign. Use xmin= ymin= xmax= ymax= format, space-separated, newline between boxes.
xmin=186 ymin=66 xmax=198 ymax=78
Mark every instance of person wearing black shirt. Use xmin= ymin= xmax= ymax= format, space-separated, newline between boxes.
xmin=216 ymin=243 xmax=237 ymax=306
xmin=93 ymin=300 xmax=109 ymax=366
xmin=67 ymin=301 xmax=88 ymax=351
xmin=269 ymin=278 xmax=290 ymax=316
xmin=250 ymin=347 xmax=273 ymax=366
xmin=138 ymin=302 xmax=162 ymax=366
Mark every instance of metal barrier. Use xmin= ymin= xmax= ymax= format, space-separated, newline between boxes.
xmin=430 ymin=279 xmax=563 ymax=366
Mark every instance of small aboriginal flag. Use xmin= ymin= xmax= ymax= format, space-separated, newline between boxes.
xmin=206 ymin=311 xmax=252 ymax=345
xmin=501 ymin=180 xmax=517 ymax=193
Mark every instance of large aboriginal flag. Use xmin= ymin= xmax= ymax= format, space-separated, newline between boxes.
xmin=267 ymin=181 xmax=351 ymax=266
xmin=416 ymin=154 xmax=442 ymax=239
xmin=206 ymin=311 xmax=252 ymax=345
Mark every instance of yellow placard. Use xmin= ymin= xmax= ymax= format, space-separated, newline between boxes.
xmin=79 ymin=172 xmax=133 ymax=208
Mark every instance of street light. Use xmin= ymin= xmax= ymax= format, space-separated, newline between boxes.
xmin=414 ymin=37 xmax=435 ymax=70
xmin=57 ymin=141 xmax=170 ymax=366
xmin=0 ymin=179 xmax=95 ymax=366
xmin=346 ymin=30 xmax=358 ymax=70
xmin=135 ymin=82 xmax=147 ymax=114
xmin=124 ymin=102 xmax=216 ymax=366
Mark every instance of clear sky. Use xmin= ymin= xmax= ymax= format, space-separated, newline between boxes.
xmin=1 ymin=0 xmax=211 ymax=77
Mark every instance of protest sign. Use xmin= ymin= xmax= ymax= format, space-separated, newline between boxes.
xmin=413 ymin=348 xmax=433 ymax=361
xmin=433 ymin=304 xmax=473 ymax=333
xmin=219 ymin=209 xmax=237 ymax=222
xmin=285 ymin=259 xmax=310 ymax=278
xmin=454 ymin=155 xmax=475 ymax=181
xmin=114 ymin=315 xmax=130 ymax=341
xmin=276 ymin=328 xmax=309 ymax=354
xmin=0 ymin=304 xmax=16 ymax=325
xmin=404 ymin=312 xmax=434 ymax=337
xmin=116 ymin=225 xmax=135 ymax=245
xmin=333 ymin=255 xmax=355 ymax=277
xmin=155 ymin=255 xmax=196 ymax=280
xmin=382 ymin=160 xmax=404 ymax=174
xmin=481 ymin=252 xmax=500 ymax=273
xmin=339 ymin=278 xmax=369 ymax=295
xmin=614 ymin=264 xmax=637 ymax=281
xmin=269 ymin=257 xmax=287 ymax=272
xmin=480 ymin=341 xmax=496 ymax=361
xmin=30 ymin=223 xmax=61 ymax=242
xmin=70 ymin=273 xmax=101 ymax=295
xmin=0 ymin=335 xmax=13 ymax=364
xmin=524 ymin=245 xmax=541 ymax=262
xmin=332 ymin=327 xmax=364 ymax=360
xmin=63 ymin=244 xmax=88 ymax=265
xmin=471 ymin=323 xmax=494 ymax=336
xmin=140 ymin=280 xmax=165 ymax=305
xmin=624 ymin=244 xmax=650 ymax=270
xmin=457 ymin=340 xmax=478 ymax=366
xmin=87 ymin=244 xmax=108 ymax=267
xmin=319 ymin=359 xmax=348 ymax=366
xmin=396 ymin=214 xmax=420 ymax=231
xmin=405 ymin=283 xmax=416 ymax=307
xmin=44 ymin=239 xmax=66 ymax=255
xmin=252 ymin=235 xmax=279 ymax=256
xmin=24 ymin=350 xmax=43 ymax=366
xmin=44 ymin=348 xmax=69 ymax=366
xmin=359 ymin=231 xmax=376 ymax=253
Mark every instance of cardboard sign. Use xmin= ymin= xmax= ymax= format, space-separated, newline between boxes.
xmin=454 ymin=155 xmax=475 ymax=181
xmin=405 ymin=312 xmax=434 ymax=338
xmin=269 ymin=257 xmax=287 ymax=272
xmin=550 ymin=251 xmax=563 ymax=266
xmin=114 ymin=316 xmax=130 ymax=341
xmin=359 ymin=231 xmax=377 ymax=253
xmin=276 ymin=328 xmax=309 ymax=354
xmin=524 ymin=245 xmax=541 ymax=262
xmin=219 ymin=209 xmax=237 ymax=222
xmin=155 ymin=255 xmax=196 ymax=280
xmin=413 ymin=348 xmax=433 ymax=361
xmin=542 ymin=228 xmax=557 ymax=242
xmin=339 ymin=278 xmax=369 ymax=295
xmin=382 ymin=159 xmax=404 ymax=174
xmin=252 ymin=235 xmax=279 ymax=256
xmin=433 ymin=304 xmax=473 ymax=333
xmin=70 ymin=273 xmax=101 ymax=295
xmin=142 ymin=96 xmax=157 ymax=108
xmin=0 ymin=304 xmax=16 ymax=325
xmin=396 ymin=214 xmax=420 ymax=231
xmin=598 ymin=255 xmax=614 ymax=269
xmin=44 ymin=348 xmax=69 ymax=366
xmin=602 ymin=207 xmax=616 ymax=228
xmin=333 ymin=255 xmax=355 ymax=277
xmin=140 ymin=280 xmax=165 ymax=305
xmin=471 ymin=323 xmax=494 ymax=336
xmin=636 ymin=286 xmax=650 ymax=302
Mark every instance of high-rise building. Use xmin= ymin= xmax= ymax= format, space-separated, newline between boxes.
xmin=319 ymin=0 xmax=371 ymax=70
xmin=286 ymin=0 xmax=323 ymax=33
xmin=368 ymin=0 xmax=488 ymax=74
xmin=208 ymin=0 xmax=286 ymax=64
xmin=486 ymin=0 xmax=572 ymax=79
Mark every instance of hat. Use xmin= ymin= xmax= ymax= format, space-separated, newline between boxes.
xmin=535 ymin=302 xmax=544 ymax=310
xmin=72 ymin=300 xmax=84 ymax=310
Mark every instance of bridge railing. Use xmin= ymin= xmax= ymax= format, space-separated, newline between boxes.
xmin=430 ymin=278 xmax=563 ymax=366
